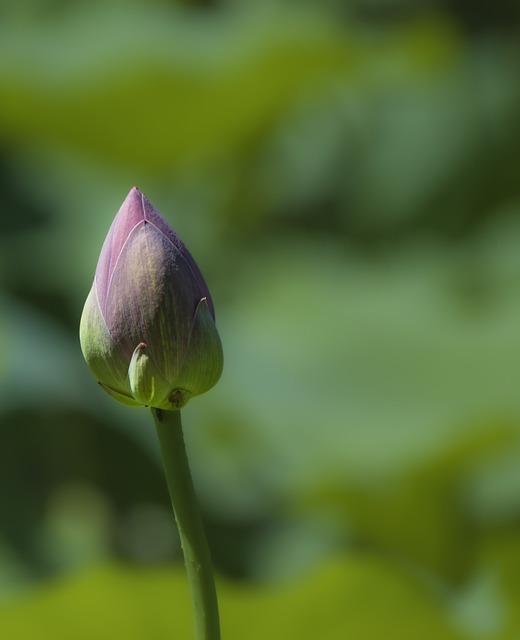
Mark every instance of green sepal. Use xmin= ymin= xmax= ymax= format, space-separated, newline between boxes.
xmin=79 ymin=285 xmax=133 ymax=400
xmin=174 ymin=297 xmax=224 ymax=398
xmin=128 ymin=342 xmax=172 ymax=409
xmin=98 ymin=382 xmax=141 ymax=406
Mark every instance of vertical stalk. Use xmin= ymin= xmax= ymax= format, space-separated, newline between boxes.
xmin=151 ymin=408 xmax=220 ymax=640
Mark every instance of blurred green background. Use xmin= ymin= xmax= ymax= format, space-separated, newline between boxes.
xmin=1 ymin=0 xmax=520 ymax=638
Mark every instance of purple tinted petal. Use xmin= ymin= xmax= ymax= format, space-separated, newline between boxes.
xmin=95 ymin=187 xmax=145 ymax=317
xmin=141 ymin=193 xmax=216 ymax=319
xmin=95 ymin=187 xmax=215 ymax=320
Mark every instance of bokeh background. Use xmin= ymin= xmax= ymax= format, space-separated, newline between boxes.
xmin=1 ymin=0 xmax=520 ymax=638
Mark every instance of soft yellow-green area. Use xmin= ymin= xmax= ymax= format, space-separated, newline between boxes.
xmin=0 ymin=554 xmax=482 ymax=640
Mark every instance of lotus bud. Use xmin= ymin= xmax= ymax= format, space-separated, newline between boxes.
xmin=79 ymin=187 xmax=223 ymax=410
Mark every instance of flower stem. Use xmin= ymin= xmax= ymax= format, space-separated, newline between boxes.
xmin=151 ymin=408 xmax=220 ymax=640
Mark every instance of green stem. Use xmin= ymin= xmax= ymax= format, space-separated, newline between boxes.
xmin=151 ymin=408 xmax=220 ymax=640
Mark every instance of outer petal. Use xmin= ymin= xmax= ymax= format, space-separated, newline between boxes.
xmin=79 ymin=284 xmax=134 ymax=401
xmin=104 ymin=221 xmax=198 ymax=382
xmin=173 ymin=297 xmax=224 ymax=397
xmin=95 ymin=189 xmax=147 ymax=317
xmin=140 ymin=192 xmax=216 ymax=319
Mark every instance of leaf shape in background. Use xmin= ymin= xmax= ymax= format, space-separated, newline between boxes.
xmin=184 ymin=225 xmax=520 ymax=583
xmin=298 ymin=422 xmax=516 ymax=585
xmin=0 ymin=6 xmax=353 ymax=174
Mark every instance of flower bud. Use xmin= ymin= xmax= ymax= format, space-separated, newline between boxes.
xmin=79 ymin=187 xmax=223 ymax=410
